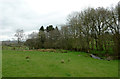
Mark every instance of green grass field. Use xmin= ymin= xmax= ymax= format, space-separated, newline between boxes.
xmin=2 ymin=49 xmax=119 ymax=77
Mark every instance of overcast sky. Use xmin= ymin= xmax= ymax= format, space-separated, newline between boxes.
xmin=0 ymin=0 xmax=119 ymax=41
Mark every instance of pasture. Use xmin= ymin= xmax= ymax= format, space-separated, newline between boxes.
xmin=2 ymin=49 xmax=119 ymax=77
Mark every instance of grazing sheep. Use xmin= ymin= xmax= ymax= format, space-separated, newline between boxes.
xmin=26 ymin=56 xmax=30 ymax=62
xmin=78 ymin=55 xmax=81 ymax=56
xmin=26 ymin=56 xmax=29 ymax=59
xmin=61 ymin=60 xmax=64 ymax=63
xmin=106 ymin=56 xmax=113 ymax=61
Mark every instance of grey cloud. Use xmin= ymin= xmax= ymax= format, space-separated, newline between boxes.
xmin=0 ymin=0 xmax=66 ymax=40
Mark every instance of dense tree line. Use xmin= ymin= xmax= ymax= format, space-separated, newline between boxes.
xmin=25 ymin=4 xmax=120 ymax=57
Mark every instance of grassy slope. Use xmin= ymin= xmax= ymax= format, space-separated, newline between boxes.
xmin=2 ymin=50 xmax=118 ymax=77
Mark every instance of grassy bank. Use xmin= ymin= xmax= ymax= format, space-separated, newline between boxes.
xmin=2 ymin=49 xmax=118 ymax=77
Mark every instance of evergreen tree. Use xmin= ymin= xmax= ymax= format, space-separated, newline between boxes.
xmin=39 ymin=26 xmax=44 ymax=31
xmin=38 ymin=26 xmax=46 ymax=48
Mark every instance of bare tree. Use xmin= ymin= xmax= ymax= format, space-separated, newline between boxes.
xmin=15 ymin=29 xmax=25 ymax=44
